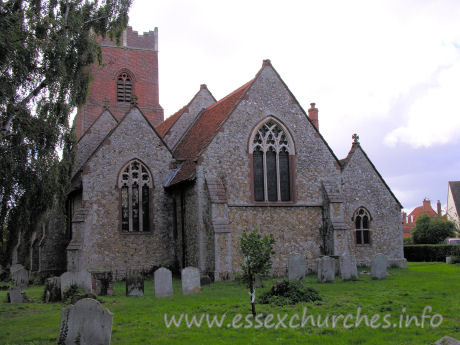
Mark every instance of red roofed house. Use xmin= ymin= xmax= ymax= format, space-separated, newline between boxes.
xmin=32 ymin=28 xmax=406 ymax=279
xmin=402 ymin=199 xmax=441 ymax=238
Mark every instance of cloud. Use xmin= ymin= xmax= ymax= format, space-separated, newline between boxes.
xmin=384 ymin=58 xmax=460 ymax=148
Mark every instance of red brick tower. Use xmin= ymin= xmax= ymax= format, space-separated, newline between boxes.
xmin=74 ymin=27 xmax=164 ymax=138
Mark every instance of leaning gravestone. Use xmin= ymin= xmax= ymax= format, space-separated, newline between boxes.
xmin=12 ymin=266 xmax=29 ymax=289
xmin=154 ymin=267 xmax=173 ymax=297
xmin=182 ymin=267 xmax=200 ymax=295
xmin=339 ymin=255 xmax=358 ymax=281
xmin=44 ymin=276 xmax=61 ymax=303
xmin=126 ymin=273 xmax=144 ymax=297
xmin=288 ymin=254 xmax=307 ymax=281
xmin=317 ymin=256 xmax=335 ymax=283
xmin=371 ymin=253 xmax=388 ymax=280
xmin=58 ymin=298 xmax=113 ymax=345
xmin=7 ymin=288 xmax=25 ymax=303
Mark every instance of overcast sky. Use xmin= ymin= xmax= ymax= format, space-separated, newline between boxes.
xmin=128 ymin=0 xmax=460 ymax=212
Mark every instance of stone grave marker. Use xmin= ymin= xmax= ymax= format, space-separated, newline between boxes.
xmin=60 ymin=271 xmax=92 ymax=297
xmin=126 ymin=272 xmax=144 ymax=297
xmin=12 ymin=266 xmax=29 ymax=289
xmin=182 ymin=267 xmax=200 ymax=295
xmin=7 ymin=288 xmax=25 ymax=303
xmin=154 ymin=267 xmax=173 ymax=297
xmin=339 ymin=255 xmax=358 ymax=281
xmin=44 ymin=276 xmax=62 ymax=303
xmin=317 ymin=256 xmax=335 ymax=283
xmin=58 ymin=298 xmax=113 ymax=345
xmin=288 ymin=254 xmax=307 ymax=281
xmin=371 ymin=253 xmax=388 ymax=280
xmin=434 ymin=336 xmax=460 ymax=345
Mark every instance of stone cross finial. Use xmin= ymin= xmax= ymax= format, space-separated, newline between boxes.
xmin=352 ymin=133 xmax=359 ymax=143
xmin=103 ymin=98 xmax=110 ymax=109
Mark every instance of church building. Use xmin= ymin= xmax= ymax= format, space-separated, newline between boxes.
xmin=66 ymin=27 xmax=406 ymax=280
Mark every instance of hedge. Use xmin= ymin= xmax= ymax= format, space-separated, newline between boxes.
xmin=404 ymin=245 xmax=460 ymax=262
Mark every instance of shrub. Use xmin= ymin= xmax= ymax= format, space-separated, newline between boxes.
xmin=258 ymin=280 xmax=321 ymax=306
xmin=450 ymin=256 xmax=460 ymax=264
xmin=404 ymin=245 xmax=460 ymax=262
xmin=62 ymin=284 xmax=100 ymax=305
xmin=411 ymin=214 xmax=456 ymax=244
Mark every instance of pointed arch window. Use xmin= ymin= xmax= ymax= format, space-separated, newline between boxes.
xmin=118 ymin=160 xmax=152 ymax=232
xmin=117 ymin=72 xmax=133 ymax=103
xmin=249 ymin=118 xmax=294 ymax=202
xmin=354 ymin=207 xmax=371 ymax=244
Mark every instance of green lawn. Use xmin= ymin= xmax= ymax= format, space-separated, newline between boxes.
xmin=0 ymin=262 xmax=459 ymax=345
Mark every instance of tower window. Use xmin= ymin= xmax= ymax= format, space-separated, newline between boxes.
xmin=117 ymin=72 xmax=133 ymax=103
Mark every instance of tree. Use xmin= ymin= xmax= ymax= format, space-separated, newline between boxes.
xmin=0 ymin=0 xmax=131 ymax=265
xmin=412 ymin=214 xmax=456 ymax=244
xmin=240 ymin=230 xmax=275 ymax=317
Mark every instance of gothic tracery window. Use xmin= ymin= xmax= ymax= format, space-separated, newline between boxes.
xmin=117 ymin=72 xmax=133 ymax=103
xmin=354 ymin=207 xmax=370 ymax=244
xmin=250 ymin=118 xmax=294 ymax=202
xmin=118 ymin=160 xmax=152 ymax=232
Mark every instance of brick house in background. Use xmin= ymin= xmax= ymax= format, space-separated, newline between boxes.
xmin=32 ymin=27 xmax=406 ymax=280
xmin=402 ymin=199 xmax=441 ymax=238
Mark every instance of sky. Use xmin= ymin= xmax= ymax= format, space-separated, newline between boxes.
xmin=128 ymin=0 xmax=460 ymax=212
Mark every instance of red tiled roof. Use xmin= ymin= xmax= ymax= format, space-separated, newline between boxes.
xmin=166 ymin=80 xmax=253 ymax=186
xmin=174 ymin=80 xmax=253 ymax=159
xmin=155 ymin=105 xmax=188 ymax=137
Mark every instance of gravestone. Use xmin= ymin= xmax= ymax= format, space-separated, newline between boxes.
xmin=317 ymin=256 xmax=335 ymax=283
xmin=60 ymin=271 xmax=92 ymax=297
xmin=58 ymin=298 xmax=113 ymax=345
xmin=200 ymin=274 xmax=212 ymax=286
xmin=126 ymin=273 xmax=144 ymax=297
xmin=44 ymin=276 xmax=61 ymax=303
xmin=182 ymin=267 xmax=200 ymax=295
xmin=154 ymin=267 xmax=173 ymax=297
xmin=446 ymin=256 xmax=452 ymax=264
xmin=434 ymin=336 xmax=460 ymax=345
xmin=339 ymin=255 xmax=358 ymax=281
xmin=12 ymin=266 xmax=29 ymax=289
xmin=7 ymin=288 xmax=25 ymax=303
xmin=288 ymin=254 xmax=307 ymax=281
xmin=371 ymin=253 xmax=388 ymax=280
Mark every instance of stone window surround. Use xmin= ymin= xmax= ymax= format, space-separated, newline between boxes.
xmin=116 ymin=69 xmax=135 ymax=104
xmin=353 ymin=206 xmax=372 ymax=246
xmin=117 ymin=159 xmax=155 ymax=235
xmin=248 ymin=116 xmax=297 ymax=205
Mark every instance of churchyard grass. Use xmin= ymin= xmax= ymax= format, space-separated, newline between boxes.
xmin=0 ymin=262 xmax=459 ymax=344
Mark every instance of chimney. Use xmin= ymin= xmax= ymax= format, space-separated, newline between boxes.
xmin=422 ymin=199 xmax=431 ymax=210
xmin=308 ymin=103 xmax=319 ymax=130
xmin=437 ymin=200 xmax=442 ymax=216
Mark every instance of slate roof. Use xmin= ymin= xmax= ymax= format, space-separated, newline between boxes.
xmin=449 ymin=181 xmax=460 ymax=213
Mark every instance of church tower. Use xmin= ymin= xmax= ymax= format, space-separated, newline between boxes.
xmin=74 ymin=27 xmax=164 ymax=138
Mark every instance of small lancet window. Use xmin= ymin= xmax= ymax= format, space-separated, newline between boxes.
xmin=354 ymin=207 xmax=371 ymax=244
xmin=118 ymin=160 xmax=152 ymax=232
xmin=117 ymin=72 xmax=133 ymax=103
